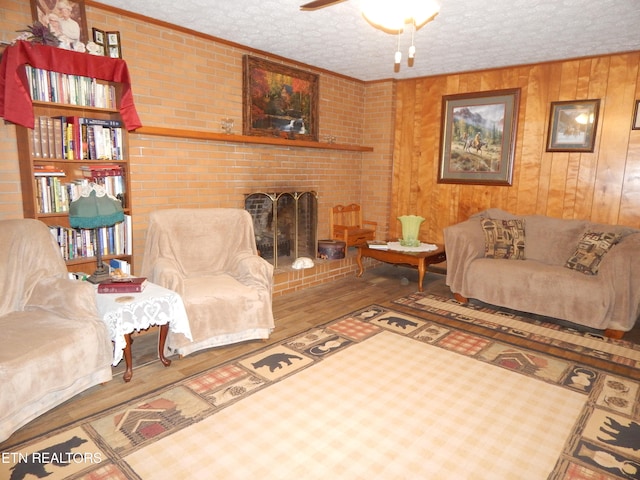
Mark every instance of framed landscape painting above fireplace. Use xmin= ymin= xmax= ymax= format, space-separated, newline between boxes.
xmin=243 ymin=55 xmax=319 ymax=141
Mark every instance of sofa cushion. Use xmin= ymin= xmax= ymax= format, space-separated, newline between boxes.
xmin=565 ymin=231 xmax=621 ymax=275
xmin=481 ymin=217 xmax=526 ymax=260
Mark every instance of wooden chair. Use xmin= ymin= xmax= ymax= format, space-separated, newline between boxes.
xmin=329 ymin=203 xmax=377 ymax=247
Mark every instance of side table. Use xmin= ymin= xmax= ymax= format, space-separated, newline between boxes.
xmin=95 ymin=282 xmax=192 ymax=382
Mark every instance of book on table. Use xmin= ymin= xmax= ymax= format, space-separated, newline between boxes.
xmin=97 ymin=277 xmax=147 ymax=293
xmin=367 ymin=240 xmax=389 ymax=250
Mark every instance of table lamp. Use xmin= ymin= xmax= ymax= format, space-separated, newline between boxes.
xmin=69 ymin=183 xmax=125 ymax=284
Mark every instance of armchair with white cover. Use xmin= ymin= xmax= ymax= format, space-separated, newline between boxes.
xmin=141 ymin=208 xmax=275 ymax=357
xmin=0 ymin=219 xmax=113 ymax=442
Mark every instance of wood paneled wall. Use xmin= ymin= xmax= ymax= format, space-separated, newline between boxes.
xmin=389 ymin=52 xmax=640 ymax=243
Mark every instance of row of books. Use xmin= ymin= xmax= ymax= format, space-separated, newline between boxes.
xmin=49 ymin=214 xmax=132 ymax=261
xmin=25 ymin=66 xmax=117 ymax=108
xmin=30 ymin=115 xmax=124 ymax=161
xmin=35 ymin=174 xmax=72 ymax=214
xmin=34 ymin=165 xmax=126 ymax=214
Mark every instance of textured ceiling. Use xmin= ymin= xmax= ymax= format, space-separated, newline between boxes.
xmin=93 ymin=0 xmax=640 ymax=81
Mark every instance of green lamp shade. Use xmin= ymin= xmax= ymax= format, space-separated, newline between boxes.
xmin=69 ymin=189 xmax=124 ymax=229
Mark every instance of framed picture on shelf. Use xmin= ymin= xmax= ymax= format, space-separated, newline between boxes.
xmin=546 ymin=99 xmax=600 ymax=152
xmin=243 ymin=55 xmax=319 ymax=141
xmin=438 ymin=88 xmax=520 ymax=185
xmin=632 ymin=100 xmax=640 ymax=130
xmin=106 ymin=31 xmax=122 ymax=58
xmin=31 ymin=0 xmax=89 ymax=46
xmin=91 ymin=27 xmax=106 ymax=55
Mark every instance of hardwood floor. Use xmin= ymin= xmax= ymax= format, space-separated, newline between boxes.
xmin=3 ymin=264 xmax=639 ymax=449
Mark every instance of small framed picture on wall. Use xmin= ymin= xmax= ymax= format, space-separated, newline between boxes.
xmin=106 ymin=31 xmax=122 ymax=58
xmin=546 ymin=99 xmax=600 ymax=152
xmin=92 ymin=27 xmax=106 ymax=55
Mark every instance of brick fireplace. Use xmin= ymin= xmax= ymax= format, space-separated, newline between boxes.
xmin=245 ymin=191 xmax=318 ymax=268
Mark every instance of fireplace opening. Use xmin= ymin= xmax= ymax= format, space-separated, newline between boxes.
xmin=245 ymin=191 xmax=318 ymax=268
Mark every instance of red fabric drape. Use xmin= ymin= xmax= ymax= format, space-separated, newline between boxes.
xmin=0 ymin=41 xmax=142 ymax=131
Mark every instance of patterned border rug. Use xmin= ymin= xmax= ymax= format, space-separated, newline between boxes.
xmin=394 ymin=292 xmax=640 ymax=371
xmin=2 ymin=306 xmax=639 ymax=479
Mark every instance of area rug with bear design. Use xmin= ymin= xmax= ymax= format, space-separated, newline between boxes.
xmin=2 ymin=304 xmax=639 ymax=479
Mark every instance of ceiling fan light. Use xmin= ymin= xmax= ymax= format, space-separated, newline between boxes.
xmin=361 ymin=0 xmax=439 ymax=32
xmin=362 ymin=3 xmax=405 ymax=31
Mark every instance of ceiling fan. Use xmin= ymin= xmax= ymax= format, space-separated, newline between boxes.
xmin=300 ymin=0 xmax=347 ymax=11
xmin=300 ymin=0 xmax=440 ymax=66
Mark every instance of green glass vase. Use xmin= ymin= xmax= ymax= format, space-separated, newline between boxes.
xmin=398 ymin=215 xmax=425 ymax=247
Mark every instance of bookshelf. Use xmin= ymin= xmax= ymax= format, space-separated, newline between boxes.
xmin=3 ymin=41 xmax=141 ymax=275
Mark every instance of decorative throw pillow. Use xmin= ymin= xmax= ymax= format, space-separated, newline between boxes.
xmin=480 ymin=217 xmax=526 ymax=260
xmin=565 ymin=231 xmax=621 ymax=275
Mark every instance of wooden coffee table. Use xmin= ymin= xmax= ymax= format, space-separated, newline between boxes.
xmin=356 ymin=243 xmax=446 ymax=292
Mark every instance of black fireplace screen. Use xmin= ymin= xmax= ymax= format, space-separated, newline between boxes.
xmin=245 ymin=191 xmax=318 ymax=267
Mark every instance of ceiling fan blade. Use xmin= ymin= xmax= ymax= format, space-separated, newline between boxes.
xmin=300 ymin=0 xmax=346 ymax=11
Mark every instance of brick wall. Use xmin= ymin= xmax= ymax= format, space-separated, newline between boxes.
xmin=0 ymin=1 xmax=395 ymax=295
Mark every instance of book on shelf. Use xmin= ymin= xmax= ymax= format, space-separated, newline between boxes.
xmin=367 ymin=240 xmax=389 ymax=250
xmin=80 ymin=164 xmax=123 ymax=176
xmin=37 ymin=116 xmax=47 ymax=158
xmin=124 ymin=214 xmax=132 ymax=254
xmin=52 ymin=117 xmax=63 ymax=159
xmin=29 ymin=122 xmax=42 ymax=158
xmin=97 ymin=277 xmax=147 ymax=294
xmin=34 ymin=165 xmax=65 ymax=176
xmin=109 ymin=258 xmax=131 ymax=275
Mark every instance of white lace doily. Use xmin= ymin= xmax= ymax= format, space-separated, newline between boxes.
xmin=387 ymin=242 xmax=438 ymax=252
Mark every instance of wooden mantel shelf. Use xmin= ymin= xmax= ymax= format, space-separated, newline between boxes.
xmin=133 ymin=126 xmax=373 ymax=152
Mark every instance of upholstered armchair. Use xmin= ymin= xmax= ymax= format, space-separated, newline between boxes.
xmin=141 ymin=208 xmax=275 ymax=357
xmin=0 ymin=219 xmax=113 ymax=442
